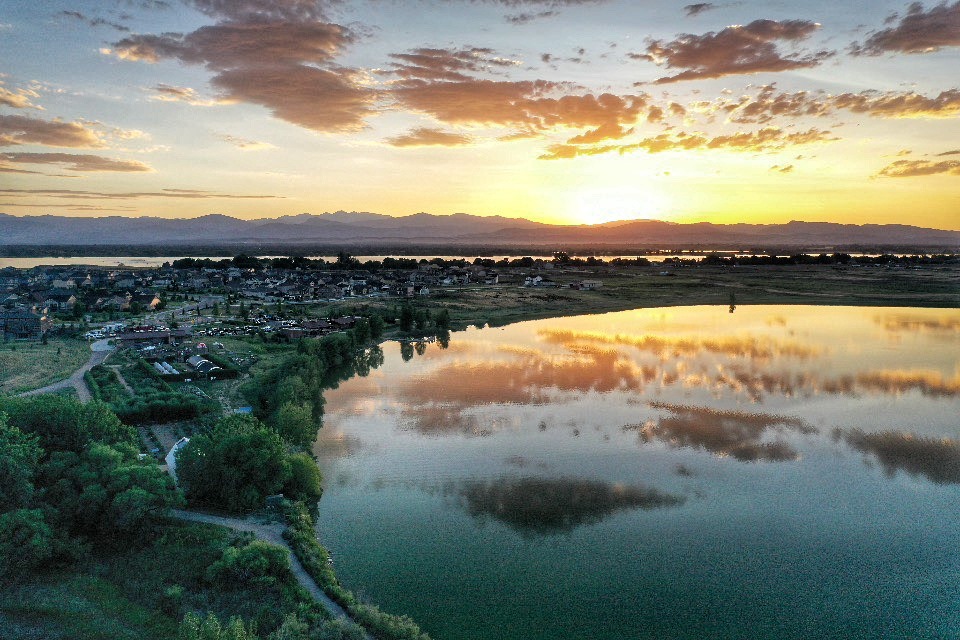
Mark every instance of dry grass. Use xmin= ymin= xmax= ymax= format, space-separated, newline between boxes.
xmin=0 ymin=338 xmax=90 ymax=394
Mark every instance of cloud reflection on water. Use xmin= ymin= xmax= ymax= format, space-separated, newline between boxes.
xmin=451 ymin=476 xmax=686 ymax=536
xmin=624 ymin=402 xmax=816 ymax=462
xmin=839 ymin=429 xmax=960 ymax=484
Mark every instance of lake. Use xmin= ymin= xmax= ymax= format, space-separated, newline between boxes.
xmin=314 ymin=305 xmax=960 ymax=640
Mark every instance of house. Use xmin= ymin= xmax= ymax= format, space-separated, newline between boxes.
xmin=0 ymin=308 xmax=43 ymax=340
xmin=165 ymin=437 xmax=190 ymax=486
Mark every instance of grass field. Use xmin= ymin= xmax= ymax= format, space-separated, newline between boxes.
xmin=0 ymin=520 xmax=321 ymax=640
xmin=0 ymin=338 xmax=90 ymax=394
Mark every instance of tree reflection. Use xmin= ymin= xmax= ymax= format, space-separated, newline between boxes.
xmin=453 ymin=476 xmax=685 ymax=536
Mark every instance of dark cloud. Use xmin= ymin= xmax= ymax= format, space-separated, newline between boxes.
xmin=0 ymin=188 xmax=279 ymax=199
xmin=113 ymin=20 xmax=351 ymax=68
xmin=636 ymin=19 xmax=833 ymax=83
xmin=211 ymin=64 xmax=375 ymax=133
xmin=683 ymin=3 xmax=715 ymax=17
xmin=700 ymin=86 xmax=960 ymax=124
xmin=185 ymin=0 xmax=333 ymax=22
xmin=877 ymin=159 xmax=960 ymax=177
xmin=625 ymin=402 xmax=816 ymax=462
xmin=936 ymin=149 xmax=960 ymax=156
xmin=60 ymin=9 xmax=130 ymax=32
xmin=840 ymin=429 xmax=960 ymax=484
xmin=0 ymin=115 xmax=102 ymax=148
xmin=384 ymin=127 xmax=472 ymax=147
xmin=832 ymin=88 xmax=960 ymax=118
xmin=111 ymin=13 xmax=377 ymax=133
xmin=0 ymin=152 xmax=151 ymax=172
xmin=852 ymin=1 xmax=960 ymax=55
xmin=453 ymin=476 xmax=685 ymax=535
xmin=770 ymin=164 xmax=794 ymax=173
xmin=505 ymin=10 xmax=558 ymax=24
xmin=388 ymin=47 xmax=518 ymax=83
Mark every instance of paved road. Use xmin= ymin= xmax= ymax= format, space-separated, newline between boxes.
xmin=20 ymin=339 xmax=115 ymax=402
xmin=170 ymin=509 xmax=364 ymax=631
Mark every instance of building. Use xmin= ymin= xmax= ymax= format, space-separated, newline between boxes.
xmin=0 ymin=308 xmax=43 ymax=340
xmin=164 ymin=437 xmax=190 ymax=486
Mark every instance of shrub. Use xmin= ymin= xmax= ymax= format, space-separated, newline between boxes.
xmin=207 ymin=540 xmax=292 ymax=588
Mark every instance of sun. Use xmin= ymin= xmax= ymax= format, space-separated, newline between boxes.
xmin=567 ymin=184 xmax=673 ymax=225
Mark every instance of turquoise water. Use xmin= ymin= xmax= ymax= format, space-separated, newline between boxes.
xmin=314 ymin=306 xmax=960 ymax=640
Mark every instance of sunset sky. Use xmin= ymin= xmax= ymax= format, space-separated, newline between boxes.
xmin=1 ymin=0 xmax=959 ymax=228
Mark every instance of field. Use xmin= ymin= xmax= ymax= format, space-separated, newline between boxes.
xmin=294 ymin=263 xmax=960 ymax=331
xmin=0 ymin=521 xmax=319 ymax=640
xmin=0 ymin=338 xmax=90 ymax=394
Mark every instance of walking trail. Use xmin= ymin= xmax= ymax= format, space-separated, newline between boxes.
xmin=19 ymin=339 xmax=115 ymax=402
xmin=170 ymin=509 xmax=365 ymax=633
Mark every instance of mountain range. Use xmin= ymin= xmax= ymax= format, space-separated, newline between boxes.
xmin=1 ymin=212 xmax=957 ymax=249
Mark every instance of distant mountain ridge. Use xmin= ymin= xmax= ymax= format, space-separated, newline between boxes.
xmin=0 ymin=212 xmax=956 ymax=248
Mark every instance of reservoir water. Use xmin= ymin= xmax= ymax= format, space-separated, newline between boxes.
xmin=314 ymin=305 xmax=960 ymax=640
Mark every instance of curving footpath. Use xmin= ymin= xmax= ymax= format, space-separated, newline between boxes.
xmin=19 ymin=339 xmax=115 ymax=402
xmin=169 ymin=509 xmax=368 ymax=635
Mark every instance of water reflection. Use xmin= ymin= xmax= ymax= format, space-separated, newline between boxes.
xmin=839 ymin=429 xmax=960 ymax=484
xmin=316 ymin=306 xmax=960 ymax=640
xmin=451 ymin=476 xmax=686 ymax=536
xmin=874 ymin=313 xmax=960 ymax=337
xmin=624 ymin=403 xmax=816 ymax=462
xmin=539 ymin=328 xmax=821 ymax=360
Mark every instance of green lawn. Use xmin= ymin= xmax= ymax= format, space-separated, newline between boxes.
xmin=0 ymin=338 xmax=90 ymax=394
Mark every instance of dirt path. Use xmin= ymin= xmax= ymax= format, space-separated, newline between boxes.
xmin=19 ymin=339 xmax=115 ymax=402
xmin=107 ymin=364 xmax=135 ymax=395
xmin=169 ymin=509 xmax=364 ymax=632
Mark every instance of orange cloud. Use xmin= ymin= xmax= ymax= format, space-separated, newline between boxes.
xmin=0 ymin=187 xmax=279 ymax=199
xmin=0 ymin=152 xmax=151 ymax=172
xmin=151 ymin=84 xmax=222 ymax=106
xmin=0 ymin=114 xmax=101 ymax=148
xmin=877 ymin=159 xmax=960 ymax=178
xmin=636 ymin=19 xmax=833 ymax=83
xmin=538 ymin=126 xmax=836 ymax=159
xmin=385 ymin=127 xmax=472 ymax=147
xmin=0 ymin=83 xmax=40 ymax=109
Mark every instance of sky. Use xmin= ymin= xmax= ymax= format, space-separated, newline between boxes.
xmin=1 ymin=0 xmax=959 ymax=229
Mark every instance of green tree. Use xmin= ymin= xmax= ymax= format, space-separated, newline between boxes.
xmin=179 ymin=612 xmax=258 ymax=640
xmin=399 ymin=305 xmax=414 ymax=332
xmin=39 ymin=442 xmax=181 ymax=538
xmin=0 ymin=395 xmax=136 ymax=453
xmin=0 ymin=509 xmax=53 ymax=578
xmin=274 ymin=402 xmax=316 ymax=450
xmin=0 ymin=413 xmax=42 ymax=511
xmin=433 ymin=308 xmax=450 ymax=331
xmin=177 ymin=415 xmax=291 ymax=512
xmin=283 ymin=453 xmax=323 ymax=503
xmin=369 ymin=314 xmax=385 ymax=340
